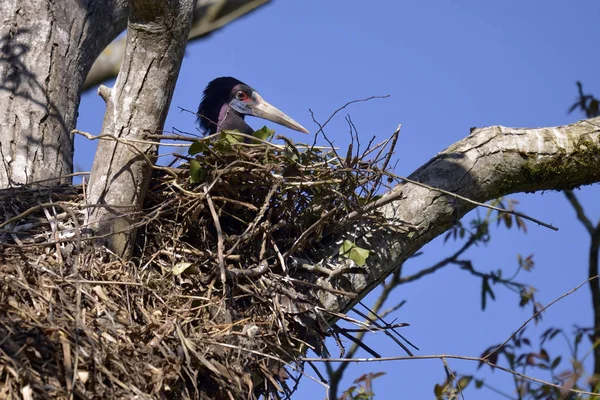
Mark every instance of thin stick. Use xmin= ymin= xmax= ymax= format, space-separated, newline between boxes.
xmin=283 ymin=208 xmax=337 ymax=258
xmin=367 ymin=124 xmax=401 ymax=201
xmin=300 ymin=354 xmax=598 ymax=397
xmin=484 ymin=274 xmax=599 ymax=362
xmin=63 ymin=280 xmax=144 ymax=286
xmin=396 ymin=174 xmax=558 ymax=231
xmin=310 ymin=95 xmax=390 ymax=136
xmin=0 ymin=172 xmax=90 ymax=188
xmin=342 ymin=173 xmax=558 ymax=232
xmin=271 ymin=239 xmax=287 ymax=273
xmin=227 ymin=183 xmax=279 ymax=256
xmin=204 ymin=187 xmax=226 ymax=290
xmin=204 ymin=340 xmax=330 ymax=391
xmin=441 ymin=357 xmax=465 ymax=400
xmin=1 ymin=202 xmax=79 ymax=229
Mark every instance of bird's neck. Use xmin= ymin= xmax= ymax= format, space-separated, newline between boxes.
xmin=218 ymin=104 xmax=253 ymax=134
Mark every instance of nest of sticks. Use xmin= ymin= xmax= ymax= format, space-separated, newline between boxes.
xmin=0 ymin=129 xmax=406 ymax=399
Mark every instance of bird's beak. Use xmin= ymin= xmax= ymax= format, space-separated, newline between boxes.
xmin=233 ymin=92 xmax=309 ymax=134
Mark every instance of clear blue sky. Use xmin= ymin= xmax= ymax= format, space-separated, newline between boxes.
xmin=76 ymin=1 xmax=600 ymax=398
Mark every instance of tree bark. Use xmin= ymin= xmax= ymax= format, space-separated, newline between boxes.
xmin=84 ymin=0 xmax=195 ymax=258
xmin=314 ymin=117 xmax=600 ymax=319
xmin=0 ymin=0 xmax=128 ymax=188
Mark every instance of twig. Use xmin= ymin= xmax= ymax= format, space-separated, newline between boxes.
xmin=292 ymin=258 xmax=361 ymax=278
xmin=227 ymin=183 xmax=279 ymax=256
xmin=441 ymin=357 xmax=465 ymax=400
xmin=1 ymin=202 xmax=79 ymax=230
xmin=72 ymin=129 xmax=178 ymax=178
xmin=287 ymin=278 xmax=357 ymax=298
xmin=271 ymin=239 xmax=287 ymax=273
xmin=352 ymin=305 xmax=414 ymax=356
xmin=283 ymin=208 xmax=337 ymax=258
xmin=211 ymin=196 xmax=258 ymax=211
xmin=310 ymin=95 xmax=390 ymax=137
xmin=367 ymin=124 xmax=401 ymax=202
xmin=300 ymin=354 xmax=599 ymax=398
xmin=342 ymin=173 xmax=558 ymax=232
xmin=146 ymin=133 xmax=199 ymax=142
xmin=333 ymin=327 xmax=381 ymax=358
xmin=204 ymin=187 xmax=226 ymax=291
xmin=0 ymin=172 xmax=90 ymax=188
xmin=484 ymin=274 xmax=599 ymax=362
xmin=227 ymin=263 xmax=269 ymax=277
xmin=203 ymin=340 xmax=330 ymax=391
xmin=337 ymin=323 xmax=409 ymax=333
xmin=564 ymin=190 xmax=595 ymax=234
xmin=62 ymin=280 xmax=143 ymax=286
xmin=396 ymin=174 xmax=558 ymax=231
xmin=399 ymin=234 xmax=479 ymax=284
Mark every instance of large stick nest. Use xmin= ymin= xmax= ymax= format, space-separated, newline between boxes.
xmin=0 ymin=131 xmax=406 ymax=399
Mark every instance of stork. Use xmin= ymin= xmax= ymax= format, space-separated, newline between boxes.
xmin=197 ymin=77 xmax=309 ymax=136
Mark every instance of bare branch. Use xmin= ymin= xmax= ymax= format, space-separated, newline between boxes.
xmin=83 ymin=0 xmax=271 ymax=90
xmin=302 ymin=353 xmax=600 ymax=398
xmin=205 ymin=187 xmax=227 ymax=289
xmin=313 ymin=117 xmax=600 ymax=318
xmin=564 ymin=190 xmax=595 ymax=234
xmin=483 ymin=274 xmax=599 ymax=363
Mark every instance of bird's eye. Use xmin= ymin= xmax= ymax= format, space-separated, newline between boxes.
xmin=236 ymin=91 xmax=248 ymax=101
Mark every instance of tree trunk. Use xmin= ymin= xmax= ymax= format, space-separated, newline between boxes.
xmin=84 ymin=0 xmax=195 ymax=258
xmin=0 ymin=0 xmax=127 ymax=188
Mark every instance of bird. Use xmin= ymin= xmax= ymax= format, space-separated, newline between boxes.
xmin=197 ymin=77 xmax=309 ymax=137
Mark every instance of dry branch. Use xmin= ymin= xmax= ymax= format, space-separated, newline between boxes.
xmin=313 ymin=117 xmax=600 ymax=318
xmin=83 ymin=0 xmax=271 ymax=90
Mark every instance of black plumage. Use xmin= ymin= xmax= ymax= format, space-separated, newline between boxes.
xmin=197 ymin=76 xmax=308 ymax=136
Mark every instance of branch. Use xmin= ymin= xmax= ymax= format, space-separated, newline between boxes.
xmin=311 ymin=274 xmax=600 ymax=399
xmin=301 ymin=354 xmax=599 ymax=398
xmin=565 ymin=189 xmax=600 ymax=379
xmin=312 ymin=117 xmax=600 ymax=318
xmin=483 ymin=274 xmax=599 ymax=363
xmin=398 ymin=233 xmax=479 ymax=284
xmin=83 ymin=0 xmax=270 ymax=90
xmin=84 ymin=0 xmax=196 ymax=258
xmin=564 ymin=190 xmax=595 ymax=234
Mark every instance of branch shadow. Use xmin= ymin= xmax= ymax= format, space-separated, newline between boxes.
xmin=0 ymin=27 xmax=72 ymax=184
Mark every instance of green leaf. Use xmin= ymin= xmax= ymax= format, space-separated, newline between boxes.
xmin=221 ymin=129 xmax=243 ymax=144
xmin=284 ymin=146 xmax=299 ymax=162
xmin=434 ymin=384 xmax=444 ymax=398
xmin=456 ymin=376 xmax=472 ymax=390
xmin=340 ymin=240 xmax=370 ymax=267
xmin=252 ymin=125 xmax=275 ymax=141
xmin=188 ymin=140 xmax=207 ymax=155
xmin=189 ymin=159 xmax=202 ymax=183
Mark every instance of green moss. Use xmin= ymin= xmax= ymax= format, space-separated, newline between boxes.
xmin=521 ymin=137 xmax=600 ymax=190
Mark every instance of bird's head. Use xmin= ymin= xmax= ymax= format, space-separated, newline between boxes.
xmin=197 ymin=76 xmax=309 ymax=136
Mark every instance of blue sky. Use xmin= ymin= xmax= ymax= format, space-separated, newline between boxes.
xmin=77 ymin=1 xmax=600 ymax=398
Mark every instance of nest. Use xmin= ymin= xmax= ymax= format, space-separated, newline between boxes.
xmin=0 ymin=131 xmax=405 ymax=399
